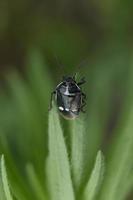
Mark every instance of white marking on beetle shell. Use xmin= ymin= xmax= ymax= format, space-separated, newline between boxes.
xmin=59 ymin=106 xmax=64 ymax=111
xmin=63 ymin=86 xmax=76 ymax=96
xmin=72 ymin=109 xmax=78 ymax=112
xmin=64 ymin=86 xmax=70 ymax=95
xmin=65 ymin=108 xmax=69 ymax=111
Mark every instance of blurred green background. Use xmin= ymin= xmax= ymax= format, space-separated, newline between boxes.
xmin=0 ymin=0 xmax=133 ymax=200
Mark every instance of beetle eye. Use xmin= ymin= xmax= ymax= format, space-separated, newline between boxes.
xmin=71 ymin=82 xmax=75 ymax=86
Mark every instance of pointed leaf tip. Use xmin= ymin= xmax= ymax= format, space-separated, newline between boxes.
xmin=1 ymin=155 xmax=13 ymax=200
xmin=83 ymin=150 xmax=105 ymax=200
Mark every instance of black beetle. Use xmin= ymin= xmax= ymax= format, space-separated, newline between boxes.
xmin=49 ymin=75 xmax=86 ymax=119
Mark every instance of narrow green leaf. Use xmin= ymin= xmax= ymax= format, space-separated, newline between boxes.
xmin=26 ymin=49 xmax=53 ymax=110
xmin=26 ymin=163 xmax=47 ymax=200
xmin=84 ymin=64 xmax=114 ymax=178
xmin=0 ymin=155 xmax=13 ymax=200
xmin=99 ymin=107 xmax=133 ymax=200
xmin=0 ymin=128 xmax=34 ymax=200
xmin=6 ymin=74 xmax=46 ymax=179
xmin=71 ymin=117 xmax=88 ymax=191
xmin=0 ymin=176 xmax=6 ymax=200
xmin=83 ymin=151 xmax=105 ymax=200
xmin=47 ymin=105 xmax=75 ymax=200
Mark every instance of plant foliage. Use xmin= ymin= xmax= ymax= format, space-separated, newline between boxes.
xmin=0 ymin=49 xmax=133 ymax=200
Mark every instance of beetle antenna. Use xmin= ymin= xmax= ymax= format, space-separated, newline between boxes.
xmin=74 ymin=55 xmax=89 ymax=73
xmin=72 ymin=55 xmax=89 ymax=81
xmin=76 ymin=55 xmax=89 ymax=69
xmin=54 ymin=54 xmax=66 ymax=76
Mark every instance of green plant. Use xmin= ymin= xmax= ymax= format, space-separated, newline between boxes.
xmin=0 ymin=49 xmax=133 ymax=200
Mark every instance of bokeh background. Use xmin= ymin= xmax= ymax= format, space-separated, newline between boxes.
xmin=0 ymin=0 xmax=133 ymax=200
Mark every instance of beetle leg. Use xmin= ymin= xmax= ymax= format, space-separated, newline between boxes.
xmin=77 ymin=77 xmax=86 ymax=86
xmin=82 ymin=92 xmax=86 ymax=100
xmin=81 ymin=105 xmax=86 ymax=113
xmin=80 ymin=92 xmax=86 ymax=112
xmin=80 ymin=101 xmax=86 ymax=112
xmin=80 ymin=100 xmax=86 ymax=113
xmin=72 ymin=73 xmax=77 ymax=80
xmin=49 ymin=91 xmax=56 ymax=111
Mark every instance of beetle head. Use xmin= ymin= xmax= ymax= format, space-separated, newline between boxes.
xmin=62 ymin=76 xmax=76 ymax=84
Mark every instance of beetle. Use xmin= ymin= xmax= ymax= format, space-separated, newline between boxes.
xmin=49 ymin=75 xmax=86 ymax=119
